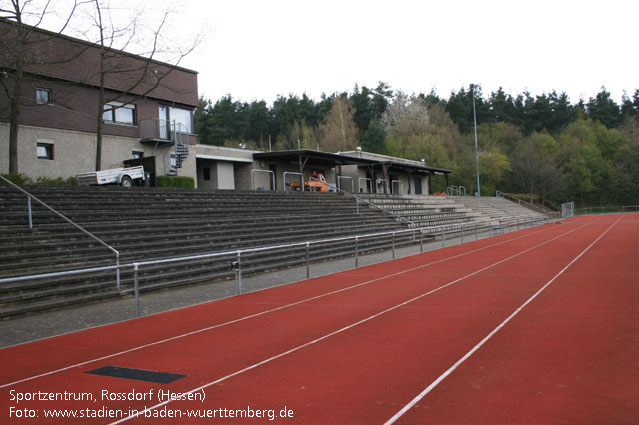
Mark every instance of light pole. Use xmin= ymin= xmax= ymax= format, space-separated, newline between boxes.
xmin=471 ymin=84 xmax=480 ymax=197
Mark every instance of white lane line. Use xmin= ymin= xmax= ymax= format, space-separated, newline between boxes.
xmin=0 ymin=220 xmax=578 ymax=389
xmin=106 ymin=217 xmax=596 ymax=424
xmin=383 ymin=215 xmax=623 ymax=425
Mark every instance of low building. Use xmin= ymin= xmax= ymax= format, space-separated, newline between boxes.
xmin=337 ymin=150 xmax=452 ymax=194
xmin=191 ymin=146 xmax=452 ymax=194
xmin=1 ymin=21 xmax=452 ymax=193
xmin=0 ymin=19 xmax=199 ymax=183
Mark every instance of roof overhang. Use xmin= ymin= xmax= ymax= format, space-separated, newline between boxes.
xmin=253 ymin=149 xmax=377 ymax=167
xmin=253 ymin=149 xmax=453 ymax=175
xmin=196 ymin=154 xmax=254 ymax=163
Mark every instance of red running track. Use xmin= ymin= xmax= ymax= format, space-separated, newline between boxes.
xmin=1 ymin=214 xmax=637 ymax=424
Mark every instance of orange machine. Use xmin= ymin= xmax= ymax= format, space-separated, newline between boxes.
xmin=289 ymin=172 xmax=328 ymax=192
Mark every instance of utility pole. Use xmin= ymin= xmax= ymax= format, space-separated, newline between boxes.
xmin=471 ymin=84 xmax=481 ymax=197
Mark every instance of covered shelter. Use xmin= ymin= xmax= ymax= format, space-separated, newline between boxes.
xmin=252 ymin=149 xmax=453 ymax=194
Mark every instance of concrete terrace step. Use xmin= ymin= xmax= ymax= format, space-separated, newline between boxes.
xmin=0 ymin=219 xmax=405 ymax=276
xmin=0 ymin=187 xmax=542 ymax=318
xmin=0 ymin=230 xmax=417 ymax=318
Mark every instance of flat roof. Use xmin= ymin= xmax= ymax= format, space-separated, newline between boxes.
xmin=253 ymin=150 xmax=376 ymax=167
xmin=253 ymin=150 xmax=453 ymax=175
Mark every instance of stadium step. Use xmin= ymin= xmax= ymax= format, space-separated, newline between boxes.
xmin=0 ymin=187 xmax=544 ymax=318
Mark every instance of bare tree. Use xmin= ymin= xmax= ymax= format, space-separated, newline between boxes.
xmin=0 ymin=0 xmax=88 ymax=173
xmin=319 ymin=96 xmax=359 ymax=152
xmin=87 ymin=0 xmax=202 ymax=170
xmin=380 ymin=91 xmax=430 ymax=137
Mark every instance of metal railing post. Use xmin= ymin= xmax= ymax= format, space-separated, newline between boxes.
xmin=461 ymin=226 xmax=464 ymax=243
xmin=419 ymin=230 xmax=423 ymax=253
xmin=236 ymin=251 xmax=242 ymax=294
xmin=355 ymin=236 xmax=359 ymax=268
xmin=442 ymin=228 xmax=445 ymax=247
xmin=116 ymin=253 xmax=121 ymax=291
xmin=392 ymin=232 xmax=396 ymax=259
xmin=133 ymin=263 xmax=140 ymax=317
xmin=475 ymin=222 xmax=479 ymax=240
xmin=27 ymin=197 xmax=33 ymax=229
xmin=305 ymin=242 xmax=310 ymax=279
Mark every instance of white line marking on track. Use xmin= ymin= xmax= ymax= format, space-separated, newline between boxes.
xmin=382 ymin=215 xmax=624 ymax=425
xmin=0 ymin=220 xmax=589 ymax=389
xmin=105 ymin=217 xmax=599 ymax=424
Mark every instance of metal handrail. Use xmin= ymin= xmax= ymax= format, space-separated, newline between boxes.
xmin=0 ymin=176 xmax=121 ymax=289
xmin=250 ymin=169 xmax=275 ymax=191
xmin=283 ymin=172 xmax=305 ymax=191
xmin=337 ymin=176 xmax=354 ymax=192
xmin=310 ymin=177 xmax=417 ymax=228
xmin=496 ymin=191 xmax=556 ymax=217
xmin=0 ymin=214 xmax=552 ymax=285
xmin=358 ymin=177 xmax=372 ymax=193
xmin=447 ymin=186 xmax=466 ymax=196
xmin=0 ymin=213 xmax=553 ymax=317
xmin=391 ymin=180 xmax=403 ymax=194
xmin=576 ymin=205 xmax=639 ymax=215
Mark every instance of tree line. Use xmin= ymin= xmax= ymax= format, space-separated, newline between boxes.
xmin=195 ymin=84 xmax=639 ymax=207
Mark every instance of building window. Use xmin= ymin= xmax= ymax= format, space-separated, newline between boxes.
xmin=132 ymin=151 xmax=144 ymax=159
xmin=36 ymin=88 xmax=51 ymax=104
xmin=37 ymin=143 xmax=54 ymax=160
xmin=159 ymin=105 xmax=193 ymax=134
xmin=203 ymin=167 xmax=211 ymax=181
xmin=103 ymin=102 xmax=136 ymax=125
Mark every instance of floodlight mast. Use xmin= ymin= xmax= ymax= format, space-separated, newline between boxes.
xmin=471 ymin=84 xmax=481 ymax=197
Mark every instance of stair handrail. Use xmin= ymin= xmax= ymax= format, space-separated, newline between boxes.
xmin=495 ymin=191 xmax=555 ymax=217
xmin=161 ymin=120 xmax=190 ymax=176
xmin=447 ymin=186 xmax=466 ymax=196
xmin=0 ymin=176 xmax=121 ymax=289
xmin=309 ymin=177 xmax=417 ymax=228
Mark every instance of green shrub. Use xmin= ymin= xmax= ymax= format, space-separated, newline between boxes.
xmin=156 ymin=175 xmax=195 ymax=188
xmin=36 ymin=176 xmax=79 ymax=186
xmin=0 ymin=173 xmax=33 ymax=185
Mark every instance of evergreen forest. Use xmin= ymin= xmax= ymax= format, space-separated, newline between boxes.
xmin=194 ymin=84 xmax=639 ymax=207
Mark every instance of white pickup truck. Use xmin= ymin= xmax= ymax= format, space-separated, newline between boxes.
xmin=77 ymin=166 xmax=146 ymax=187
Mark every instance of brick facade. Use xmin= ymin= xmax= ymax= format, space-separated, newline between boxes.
xmin=0 ymin=19 xmax=199 ymax=180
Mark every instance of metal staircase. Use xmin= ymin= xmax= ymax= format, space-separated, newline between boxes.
xmin=167 ymin=141 xmax=189 ymax=176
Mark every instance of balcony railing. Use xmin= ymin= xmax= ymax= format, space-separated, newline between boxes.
xmin=139 ymin=118 xmax=190 ymax=144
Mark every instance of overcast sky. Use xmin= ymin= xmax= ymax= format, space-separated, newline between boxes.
xmin=175 ymin=0 xmax=636 ymax=105
xmin=20 ymin=0 xmax=636 ymax=104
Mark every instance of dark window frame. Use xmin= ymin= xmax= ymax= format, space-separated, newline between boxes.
xmin=103 ymin=102 xmax=136 ymax=125
xmin=37 ymin=142 xmax=54 ymax=160
xmin=36 ymin=88 xmax=52 ymax=104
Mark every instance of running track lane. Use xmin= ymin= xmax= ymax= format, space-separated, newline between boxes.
xmin=389 ymin=213 xmax=639 ymax=425
xmin=126 ymin=215 xmax=617 ymax=424
xmin=1 ymin=215 xmax=634 ymax=424
xmin=0 ymin=216 xmax=607 ymax=424
xmin=0 ymin=218 xmax=569 ymax=382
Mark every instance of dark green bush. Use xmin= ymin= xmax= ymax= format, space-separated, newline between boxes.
xmin=156 ymin=176 xmax=195 ymax=188
xmin=36 ymin=176 xmax=78 ymax=186
xmin=0 ymin=173 xmax=33 ymax=185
